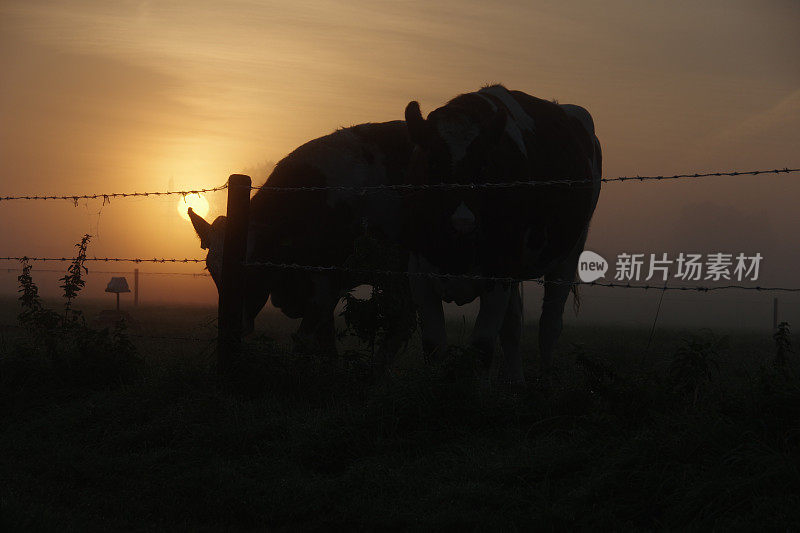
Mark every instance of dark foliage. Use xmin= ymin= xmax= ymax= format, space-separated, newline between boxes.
xmin=773 ymin=321 xmax=792 ymax=368
xmin=1 ymin=263 xmax=798 ymax=530
xmin=340 ymin=233 xmax=417 ymax=365
xmin=668 ymin=329 xmax=726 ymax=406
xmin=59 ymin=234 xmax=91 ymax=322
xmin=2 ymin=238 xmax=143 ymax=411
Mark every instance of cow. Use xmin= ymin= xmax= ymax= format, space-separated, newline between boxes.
xmin=188 ymin=121 xmax=416 ymax=367
xmin=402 ymin=84 xmax=602 ymax=385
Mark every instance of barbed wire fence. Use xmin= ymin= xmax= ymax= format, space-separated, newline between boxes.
xmin=3 ymin=256 xmax=799 ymax=291
xmin=0 ymin=184 xmax=228 ymax=204
xmin=247 ymin=167 xmax=799 ymax=192
xmin=1 ymin=168 xmax=795 ymax=201
xmin=2 ymin=268 xmax=209 ymax=277
xmin=6 ymin=256 xmax=795 ymax=292
xmin=0 ymin=257 xmax=205 ymax=263
xmin=0 ymin=321 xmax=218 ymax=343
xmin=2 ymin=168 xmax=799 ymax=353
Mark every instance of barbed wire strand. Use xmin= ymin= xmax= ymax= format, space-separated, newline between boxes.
xmin=0 ymin=256 xmax=796 ymax=291
xmin=128 ymin=333 xmax=216 ymax=342
xmin=0 ymin=257 xmax=204 ymax=263
xmin=2 ymin=267 xmax=209 ymax=277
xmin=0 ymin=322 xmax=215 ymax=342
xmin=0 ymin=184 xmax=228 ymax=203
xmin=0 ymin=168 xmax=796 ymax=201
xmin=246 ymin=167 xmax=799 ymax=192
xmin=242 ymin=260 xmax=800 ymax=292
xmin=2 ymin=256 xmax=797 ymax=291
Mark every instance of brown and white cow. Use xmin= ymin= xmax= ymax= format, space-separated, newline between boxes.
xmin=402 ymin=85 xmax=602 ymax=384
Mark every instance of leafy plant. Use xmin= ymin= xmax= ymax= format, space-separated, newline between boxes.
xmin=340 ymin=232 xmax=417 ymax=368
xmin=773 ymin=321 xmax=792 ymax=368
xmin=8 ymin=235 xmax=141 ymax=390
xmin=669 ymin=329 xmax=726 ymax=405
xmin=59 ymin=233 xmax=91 ymax=323
xmin=574 ymin=343 xmax=617 ymax=395
xmin=17 ymin=259 xmax=60 ymax=330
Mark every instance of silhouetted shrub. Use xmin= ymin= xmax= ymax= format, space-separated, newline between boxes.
xmin=773 ymin=321 xmax=792 ymax=368
xmin=1 ymin=236 xmax=143 ymax=400
xmin=668 ymin=329 xmax=726 ymax=406
xmin=340 ymin=232 xmax=416 ymax=368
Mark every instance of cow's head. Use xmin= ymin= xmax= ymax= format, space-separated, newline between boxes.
xmin=189 ymin=207 xmax=269 ymax=335
xmin=404 ymin=100 xmax=507 ymax=236
xmin=188 ymin=207 xmax=225 ymax=288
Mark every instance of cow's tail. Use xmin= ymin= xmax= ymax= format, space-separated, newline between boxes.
xmin=572 ymin=267 xmax=581 ymax=315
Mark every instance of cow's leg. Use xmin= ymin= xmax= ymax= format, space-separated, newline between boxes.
xmin=538 ymin=221 xmax=592 ymax=372
xmin=471 ymin=283 xmax=512 ymax=385
xmin=293 ymin=314 xmax=321 ymax=354
xmin=409 ymin=276 xmax=446 ymax=362
xmin=373 ymin=280 xmax=416 ymax=374
xmin=242 ymin=271 xmax=271 ymax=336
xmin=293 ymin=276 xmax=339 ymax=357
xmin=294 ymin=308 xmax=336 ymax=356
xmin=408 ymin=255 xmax=446 ymax=361
xmin=314 ymin=296 xmax=339 ymax=357
xmin=411 ymin=279 xmax=447 ymax=362
xmin=538 ymin=261 xmax=577 ymax=372
xmin=498 ymin=283 xmax=525 ymax=386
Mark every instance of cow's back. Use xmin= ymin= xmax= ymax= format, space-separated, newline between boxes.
xmin=246 ymin=122 xmax=412 ymax=315
xmin=249 ymin=121 xmax=410 ymax=260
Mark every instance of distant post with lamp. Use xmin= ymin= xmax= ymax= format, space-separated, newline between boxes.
xmin=95 ymin=276 xmax=136 ymax=328
xmin=106 ymin=276 xmax=131 ymax=311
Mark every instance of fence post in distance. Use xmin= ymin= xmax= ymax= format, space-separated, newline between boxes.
xmin=217 ymin=174 xmax=251 ymax=376
xmin=773 ymin=297 xmax=778 ymax=330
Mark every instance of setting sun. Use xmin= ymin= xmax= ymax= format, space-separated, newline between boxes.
xmin=177 ymin=193 xmax=210 ymax=221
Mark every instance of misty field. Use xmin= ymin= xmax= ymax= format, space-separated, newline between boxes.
xmin=1 ymin=298 xmax=798 ymax=530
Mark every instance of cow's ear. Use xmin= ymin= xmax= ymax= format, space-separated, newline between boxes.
xmin=188 ymin=207 xmax=212 ymax=249
xmin=405 ymin=101 xmax=431 ymax=147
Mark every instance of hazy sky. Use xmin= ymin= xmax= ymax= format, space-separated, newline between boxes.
xmin=1 ymin=0 xmax=798 ymax=320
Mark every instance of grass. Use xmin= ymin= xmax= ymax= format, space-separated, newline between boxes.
xmin=1 ymin=300 xmax=799 ymax=530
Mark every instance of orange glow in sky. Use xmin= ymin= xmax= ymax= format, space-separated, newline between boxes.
xmin=0 ymin=0 xmax=798 ymax=306
xmin=177 ymin=194 xmax=210 ymax=222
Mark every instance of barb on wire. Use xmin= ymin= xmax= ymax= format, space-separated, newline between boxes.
xmin=246 ymin=167 xmax=799 ymax=193
xmin=0 ymin=184 xmax=228 ymax=203
xmin=243 ymin=260 xmax=800 ymax=293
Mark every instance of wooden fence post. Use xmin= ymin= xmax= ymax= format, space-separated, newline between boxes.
xmin=134 ymin=268 xmax=139 ymax=306
xmin=217 ymin=174 xmax=251 ymax=375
